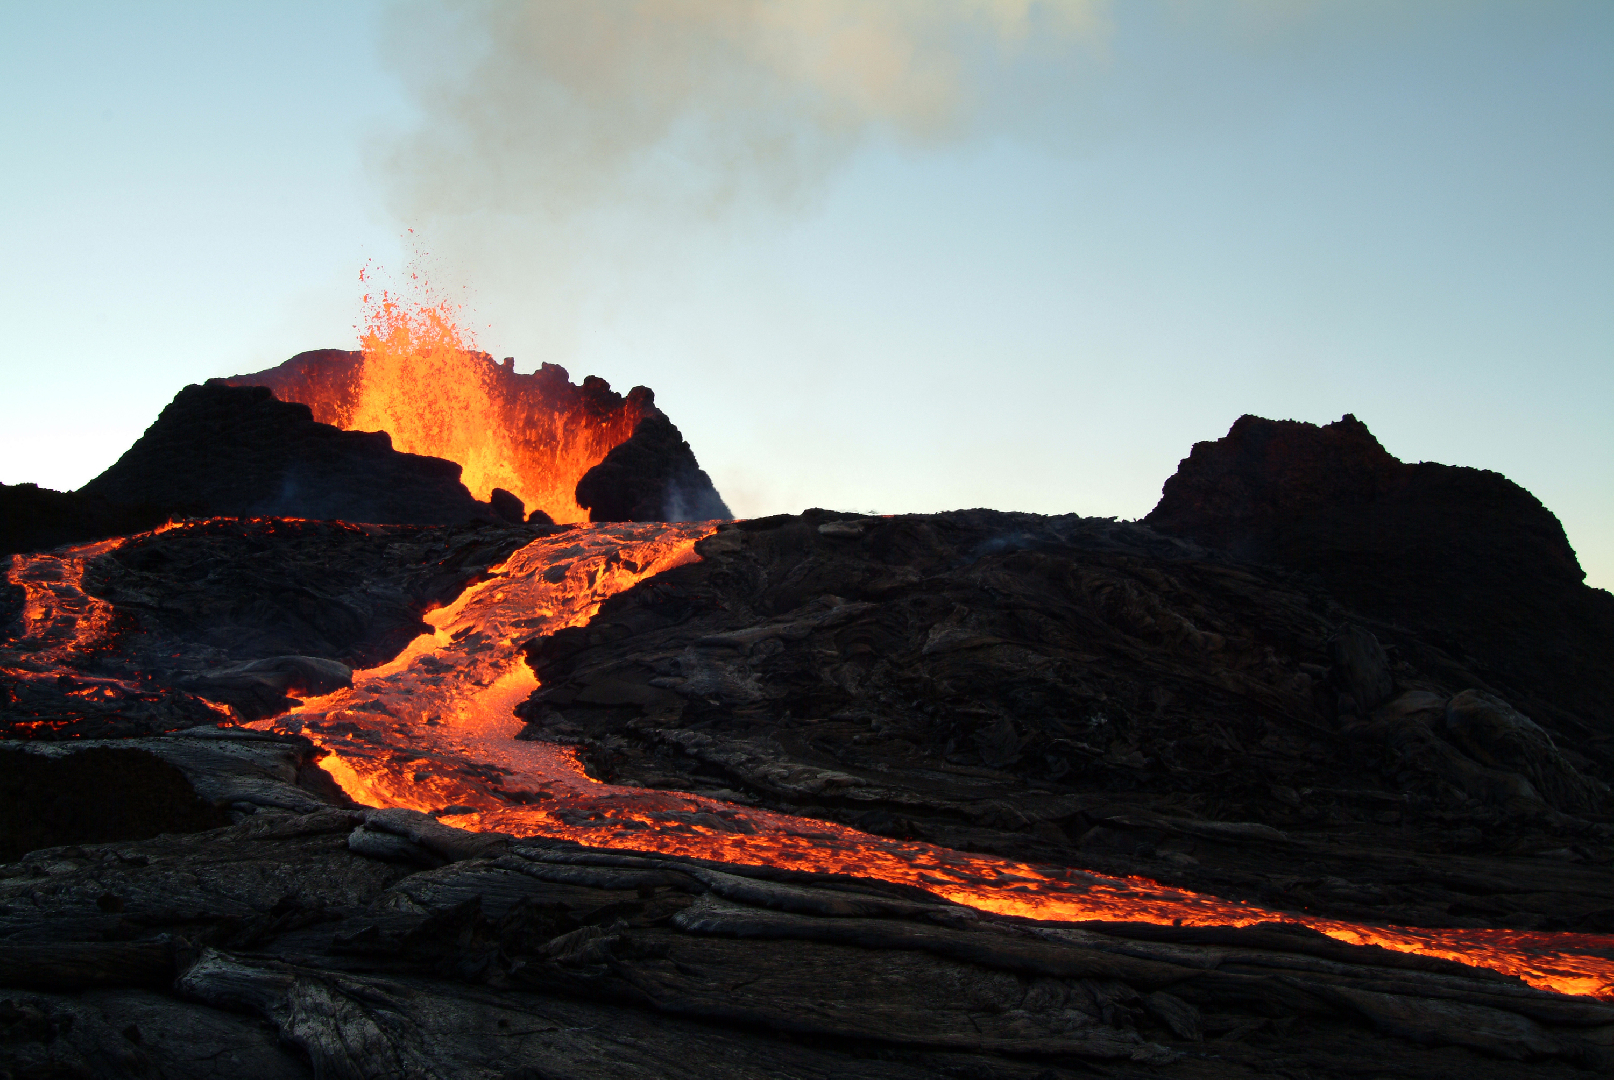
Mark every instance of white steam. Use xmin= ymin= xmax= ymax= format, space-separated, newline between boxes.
xmin=377 ymin=1 xmax=1109 ymax=225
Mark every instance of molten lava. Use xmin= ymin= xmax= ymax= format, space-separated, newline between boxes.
xmin=239 ymin=523 xmax=1614 ymax=1003
xmin=226 ymin=281 xmax=649 ymax=523
xmin=2 ymin=532 xmax=152 ymax=733
xmin=6 ymin=519 xmax=1611 ymax=1001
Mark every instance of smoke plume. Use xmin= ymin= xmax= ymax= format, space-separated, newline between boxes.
xmin=377 ymin=1 xmax=1108 ymax=226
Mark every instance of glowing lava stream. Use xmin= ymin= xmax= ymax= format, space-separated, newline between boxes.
xmin=0 ymin=523 xmax=238 ymax=731
xmin=243 ymin=523 xmax=1614 ymax=1002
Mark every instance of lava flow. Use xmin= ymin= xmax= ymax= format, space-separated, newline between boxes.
xmin=226 ymin=279 xmax=648 ymax=523
xmin=255 ymin=523 xmax=1614 ymax=1003
xmin=0 ymin=523 xmax=235 ymax=735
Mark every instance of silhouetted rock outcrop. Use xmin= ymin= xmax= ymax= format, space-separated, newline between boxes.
xmin=0 ymin=482 xmax=170 ymax=558
xmin=227 ymin=349 xmax=731 ymax=524
xmin=1144 ymin=414 xmax=1614 ymax=765
xmin=80 ymin=382 xmax=508 ymax=525
xmin=576 ymin=412 xmax=731 ymax=522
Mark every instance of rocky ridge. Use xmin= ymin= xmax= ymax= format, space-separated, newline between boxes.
xmin=1144 ymin=413 xmax=1614 ymax=744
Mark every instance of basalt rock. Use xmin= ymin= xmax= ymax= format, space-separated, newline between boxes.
xmin=1 ymin=517 xmax=563 ymax=738
xmin=575 ymin=412 xmax=732 ymax=523
xmin=1330 ymin=623 xmax=1396 ymax=718
xmin=4 ymin=423 xmax=1614 ymax=1076
xmin=488 ymin=486 xmax=529 ymax=524
xmin=515 ymin=509 xmax=1612 ymax=937
xmin=176 ymin=656 xmax=354 ymax=722
xmin=1 ymin=801 xmax=1611 ymax=1077
xmin=0 ymin=744 xmax=230 ymax=862
xmin=6 ymin=507 xmax=1610 ymax=931
xmin=1143 ymin=415 xmax=1614 ymax=769
xmin=0 ymin=482 xmax=171 ymax=559
xmin=1444 ymin=690 xmax=1610 ymax=815
xmin=79 ymin=382 xmax=509 ymax=526
xmin=226 ymin=349 xmax=730 ymax=525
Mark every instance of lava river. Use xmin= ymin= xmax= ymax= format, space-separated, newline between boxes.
xmin=233 ymin=522 xmax=1614 ymax=1002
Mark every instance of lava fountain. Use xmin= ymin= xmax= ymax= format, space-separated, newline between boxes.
xmin=243 ymin=524 xmax=1614 ymax=1002
xmin=225 ymin=276 xmax=649 ymax=523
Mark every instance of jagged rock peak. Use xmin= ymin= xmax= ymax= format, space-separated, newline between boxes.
xmin=576 ymin=412 xmax=732 ymax=523
xmin=1143 ymin=413 xmax=1611 ymax=742
xmin=1150 ymin=413 xmax=1406 ymax=529
xmin=1144 ymin=412 xmax=1581 ymax=581
xmin=79 ymin=382 xmax=511 ymax=526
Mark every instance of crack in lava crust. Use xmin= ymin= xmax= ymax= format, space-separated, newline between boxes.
xmin=240 ymin=522 xmax=1614 ymax=1001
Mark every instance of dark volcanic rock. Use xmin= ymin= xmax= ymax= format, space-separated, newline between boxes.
xmin=79 ymin=382 xmax=507 ymax=525
xmin=176 ymin=656 xmax=354 ymax=722
xmin=488 ymin=486 xmax=527 ymax=524
xmin=516 ymin=510 xmax=1613 ymax=933
xmin=576 ymin=412 xmax=732 ymax=522
xmin=2 ymin=505 xmax=1614 ymax=1075
xmin=1144 ymin=414 xmax=1614 ymax=773
xmin=0 ymin=744 xmax=230 ymax=861
xmin=0 ymin=482 xmax=170 ymax=559
xmin=1 ymin=517 xmax=563 ymax=737
xmin=1444 ymin=690 xmax=1610 ymax=814
xmin=1 ymin=801 xmax=1610 ymax=1077
xmin=5 ymin=416 xmax=1614 ymax=1076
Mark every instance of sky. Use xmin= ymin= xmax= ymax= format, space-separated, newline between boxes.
xmin=2 ymin=1 xmax=1610 ymax=589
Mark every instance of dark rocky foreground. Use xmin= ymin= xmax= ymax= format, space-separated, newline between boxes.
xmin=2 ymin=730 xmax=1612 ymax=1079
xmin=3 ymin=414 xmax=1613 ymax=1076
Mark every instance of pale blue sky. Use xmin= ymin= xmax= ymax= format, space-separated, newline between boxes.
xmin=2 ymin=2 xmax=1610 ymax=588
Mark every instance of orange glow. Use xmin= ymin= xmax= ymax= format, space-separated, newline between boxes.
xmin=9 ymin=536 xmax=127 ymax=663
xmin=243 ymin=522 xmax=1614 ymax=1003
xmin=230 ymin=274 xmax=649 ymax=523
xmin=1 ymin=519 xmax=329 ymax=730
xmin=8 ymin=520 xmax=1612 ymax=1001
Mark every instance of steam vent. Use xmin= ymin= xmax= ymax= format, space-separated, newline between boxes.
xmin=3 ymin=397 xmax=1614 ymax=1077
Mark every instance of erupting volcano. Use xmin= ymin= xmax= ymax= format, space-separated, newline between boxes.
xmin=223 ymin=277 xmax=720 ymax=525
xmin=3 ymin=347 xmax=1613 ymax=1073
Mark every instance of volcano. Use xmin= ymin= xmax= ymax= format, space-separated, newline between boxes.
xmin=223 ymin=348 xmax=730 ymax=525
xmin=2 ymin=376 xmax=1612 ymax=1077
